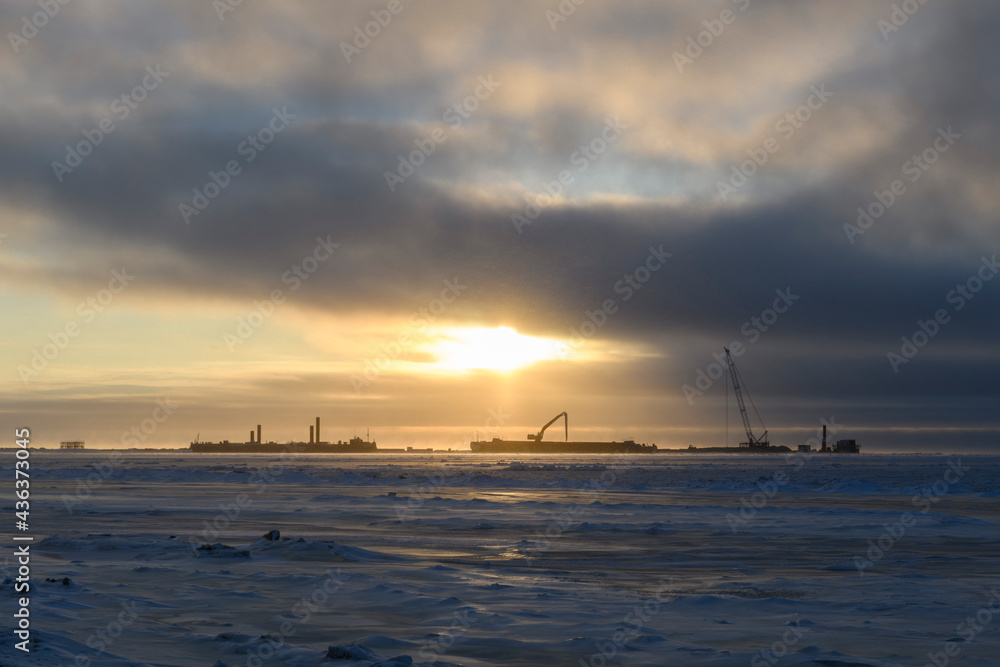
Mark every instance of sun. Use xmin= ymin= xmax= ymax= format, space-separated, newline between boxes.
xmin=428 ymin=326 xmax=566 ymax=372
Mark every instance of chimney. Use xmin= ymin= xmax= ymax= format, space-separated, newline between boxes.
xmin=257 ymin=424 xmax=262 ymax=444
xmin=310 ymin=425 xmax=314 ymax=444
xmin=316 ymin=417 xmax=320 ymax=444
xmin=822 ymin=424 xmax=827 ymax=451
xmin=250 ymin=430 xmax=254 ymax=444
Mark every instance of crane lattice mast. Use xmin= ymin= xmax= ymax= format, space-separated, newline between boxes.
xmin=725 ymin=348 xmax=769 ymax=448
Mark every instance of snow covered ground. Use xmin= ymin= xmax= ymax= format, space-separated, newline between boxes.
xmin=2 ymin=451 xmax=999 ymax=666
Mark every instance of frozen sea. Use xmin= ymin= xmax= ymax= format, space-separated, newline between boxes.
xmin=2 ymin=451 xmax=999 ymax=666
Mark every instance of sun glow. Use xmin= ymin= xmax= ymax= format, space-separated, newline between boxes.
xmin=428 ymin=326 xmax=566 ymax=372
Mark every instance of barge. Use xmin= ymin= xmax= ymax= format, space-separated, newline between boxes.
xmin=469 ymin=412 xmax=658 ymax=454
xmin=189 ymin=418 xmax=377 ymax=453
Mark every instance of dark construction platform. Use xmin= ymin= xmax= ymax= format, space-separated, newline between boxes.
xmin=469 ymin=438 xmax=658 ymax=454
xmin=189 ymin=438 xmax=377 ymax=453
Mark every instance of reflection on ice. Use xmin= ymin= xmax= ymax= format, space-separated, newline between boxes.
xmin=7 ymin=451 xmax=1000 ymax=666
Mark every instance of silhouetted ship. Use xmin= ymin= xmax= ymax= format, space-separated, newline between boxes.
xmin=469 ymin=412 xmax=658 ymax=454
xmin=189 ymin=418 xmax=377 ymax=453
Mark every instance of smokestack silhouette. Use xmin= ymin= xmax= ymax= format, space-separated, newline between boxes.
xmin=316 ymin=417 xmax=320 ymax=444
xmin=250 ymin=430 xmax=254 ymax=444
xmin=257 ymin=424 xmax=261 ymax=444
xmin=310 ymin=425 xmax=314 ymax=444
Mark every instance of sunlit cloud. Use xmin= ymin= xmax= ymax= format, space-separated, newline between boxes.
xmin=0 ymin=0 xmax=996 ymax=452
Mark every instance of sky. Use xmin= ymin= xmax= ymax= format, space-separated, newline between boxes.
xmin=2 ymin=0 xmax=998 ymax=452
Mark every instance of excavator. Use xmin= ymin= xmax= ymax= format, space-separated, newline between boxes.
xmin=470 ymin=410 xmax=655 ymax=453
xmin=526 ymin=412 xmax=568 ymax=442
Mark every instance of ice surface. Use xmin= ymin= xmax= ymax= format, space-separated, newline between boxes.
xmin=2 ymin=451 xmax=998 ymax=666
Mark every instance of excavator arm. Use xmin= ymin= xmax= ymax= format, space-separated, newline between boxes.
xmin=527 ymin=412 xmax=568 ymax=441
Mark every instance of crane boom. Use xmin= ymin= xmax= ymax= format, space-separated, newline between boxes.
xmin=527 ymin=412 xmax=568 ymax=441
xmin=725 ymin=348 xmax=768 ymax=447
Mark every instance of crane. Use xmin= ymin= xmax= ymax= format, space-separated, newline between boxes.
xmin=725 ymin=348 xmax=769 ymax=448
xmin=526 ymin=412 xmax=568 ymax=441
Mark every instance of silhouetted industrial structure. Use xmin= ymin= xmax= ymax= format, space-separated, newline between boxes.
xmin=190 ymin=417 xmax=376 ymax=453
